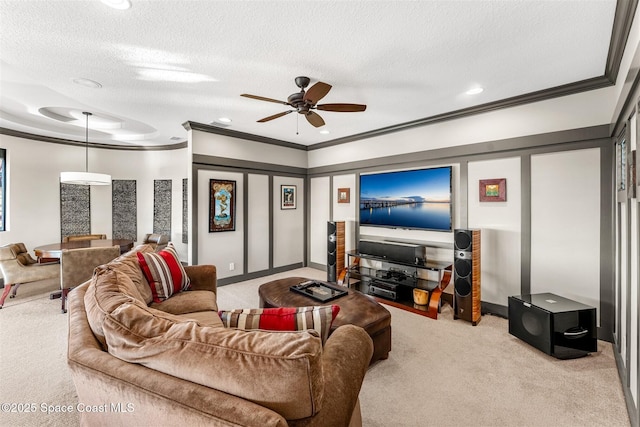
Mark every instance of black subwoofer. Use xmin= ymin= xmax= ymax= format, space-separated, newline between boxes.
xmin=453 ymin=229 xmax=481 ymax=325
xmin=508 ymin=293 xmax=597 ymax=359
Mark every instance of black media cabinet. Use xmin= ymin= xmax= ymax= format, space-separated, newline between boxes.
xmin=340 ymin=249 xmax=452 ymax=319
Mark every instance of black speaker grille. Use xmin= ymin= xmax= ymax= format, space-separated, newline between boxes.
xmin=454 ymin=258 xmax=471 ymax=277
xmin=454 ymin=278 xmax=471 ymax=297
xmin=454 ymin=230 xmax=472 ymax=251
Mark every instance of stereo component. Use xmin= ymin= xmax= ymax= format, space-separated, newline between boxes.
xmin=508 ymin=293 xmax=597 ymax=359
xmin=453 ymin=229 xmax=481 ymax=325
xmin=358 ymin=240 xmax=425 ymax=264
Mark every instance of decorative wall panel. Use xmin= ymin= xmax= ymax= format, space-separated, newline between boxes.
xmin=60 ymin=183 xmax=90 ymax=240
xmin=112 ymin=180 xmax=137 ymax=240
xmin=154 ymin=179 xmax=171 ymax=237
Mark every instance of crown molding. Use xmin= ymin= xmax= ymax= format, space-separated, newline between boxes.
xmin=183 ymin=121 xmax=307 ymax=150
xmin=0 ymin=127 xmax=187 ymax=151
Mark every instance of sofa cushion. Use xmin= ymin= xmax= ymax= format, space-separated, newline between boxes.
xmin=219 ymin=306 xmax=340 ymax=344
xmin=151 ymin=290 xmax=218 ymax=315
xmin=178 ymin=309 xmax=224 ymax=328
xmin=84 ymin=264 xmax=147 ymax=348
xmin=103 ymin=300 xmax=324 ymax=420
xmin=137 ymin=243 xmax=190 ymax=303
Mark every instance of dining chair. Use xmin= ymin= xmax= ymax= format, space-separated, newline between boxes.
xmin=59 ymin=245 xmax=120 ymax=313
xmin=0 ymin=243 xmax=60 ymax=308
xmin=142 ymin=233 xmax=169 ymax=252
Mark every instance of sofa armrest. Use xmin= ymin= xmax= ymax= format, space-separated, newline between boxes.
xmin=183 ymin=265 xmax=217 ymax=293
xmin=290 ymin=324 xmax=373 ymax=427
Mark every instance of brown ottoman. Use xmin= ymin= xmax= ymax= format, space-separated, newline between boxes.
xmin=258 ymin=277 xmax=391 ymax=365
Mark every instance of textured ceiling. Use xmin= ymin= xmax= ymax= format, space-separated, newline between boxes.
xmin=0 ymin=0 xmax=620 ymax=148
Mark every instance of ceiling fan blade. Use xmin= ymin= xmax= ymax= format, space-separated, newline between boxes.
xmin=303 ymin=82 xmax=332 ymax=104
xmin=257 ymin=110 xmax=293 ymax=123
xmin=305 ymin=111 xmax=325 ymax=128
xmin=317 ymin=103 xmax=367 ymax=112
xmin=241 ymin=94 xmax=289 ymax=105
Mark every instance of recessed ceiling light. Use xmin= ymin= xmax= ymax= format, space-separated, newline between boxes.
xmin=217 ymin=117 xmax=232 ymax=123
xmin=100 ymin=0 xmax=132 ymax=10
xmin=170 ymin=136 xmax=182 ymax=141
xmin=72 ymin=77 xmax=102 ymax=88
xmin=319 ymin=130 xmax=330 ymax=134
xmin=466 ymin=87 xmax=484 ymax=95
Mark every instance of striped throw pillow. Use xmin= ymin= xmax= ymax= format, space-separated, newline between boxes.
xmin=137 ymin=243 xmax=190 ymax=303
xmin=218 ymin=306 xmax=340 ymax=344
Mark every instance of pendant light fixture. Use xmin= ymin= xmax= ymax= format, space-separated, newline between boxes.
xmin=60 ymin=112 xmax=111 ymax=186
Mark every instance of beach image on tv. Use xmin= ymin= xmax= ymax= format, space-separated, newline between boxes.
xmin=360 ymin=167 xmax=452 ymax=231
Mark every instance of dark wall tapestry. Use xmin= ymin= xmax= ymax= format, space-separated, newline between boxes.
xmin=112 ymin=180 xmax=137 ymax=240
xmin=182 ymin=178 xmax=188 ymax=243
xmin=60 ymin=183 xmax=90 ymax=240
xmin=154 ymin=179 xmax=172 ymax=237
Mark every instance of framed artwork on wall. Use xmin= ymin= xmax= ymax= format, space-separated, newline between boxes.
xmin=281 ymin=185 xmax=296 ymax=209
xmin=338 ymin=187 xmax=350 ymax=203
xmin=209 ymin=179 xmax=236 ymax=232
xmin=479 ymin=178 xmax=507 ymax=202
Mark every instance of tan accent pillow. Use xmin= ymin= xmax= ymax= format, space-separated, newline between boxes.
xmin=83 ymin=265 xmax=146 ymax=349
xmin=106 ymin=244 xmax=155 ymax=304
xmin=103 ymin=300 xmax=324 ymax=420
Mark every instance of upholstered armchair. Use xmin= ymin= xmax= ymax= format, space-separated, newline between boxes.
xmin=142 ymin=233 xmax=169 ymax=252
xmin=59 ymin=245 xmax=120 ymax=313
xmin=0 ymin=243 xmax=60 ymax=309
xmin=62 ymin=234 xmax=107 ymax=243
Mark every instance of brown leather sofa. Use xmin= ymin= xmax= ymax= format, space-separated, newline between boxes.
xmin=67 ymin=245 xmax=373 ymax=426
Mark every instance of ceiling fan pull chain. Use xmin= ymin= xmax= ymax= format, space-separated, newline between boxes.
xmin=296 ymin=113 xmax=299 ymax=135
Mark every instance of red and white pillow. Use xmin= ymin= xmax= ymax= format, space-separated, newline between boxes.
xmin=218 ymin=305 xmax=340 ymax=344
xmin=137 ymin=243 xmax=190 ymax=303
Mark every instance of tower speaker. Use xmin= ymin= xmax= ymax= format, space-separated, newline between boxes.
xmin=453 ymin=229 xmax=481 ymax=325
xmin=327 ymin=221 xmax=345 ymax=282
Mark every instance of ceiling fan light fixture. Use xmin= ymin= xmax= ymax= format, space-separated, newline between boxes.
xmin=60 ymin=112 xmax=111 ymax=186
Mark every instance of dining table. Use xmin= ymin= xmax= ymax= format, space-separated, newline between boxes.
xmin=33 ymin=239 xmax=135 ymax=260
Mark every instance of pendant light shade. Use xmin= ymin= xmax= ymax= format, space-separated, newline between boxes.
xmin=60 ymin=112 xmax=111 ymax=186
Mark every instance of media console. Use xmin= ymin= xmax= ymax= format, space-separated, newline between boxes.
xmin=339 ymin=242 xmax=452 ymax=319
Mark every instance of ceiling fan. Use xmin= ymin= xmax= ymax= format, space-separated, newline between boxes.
xmin=241 ymin=76 xmax=366 ymax=128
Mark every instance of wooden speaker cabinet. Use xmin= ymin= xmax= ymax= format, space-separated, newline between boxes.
xmin=327 ymin=221 xmax=345 ymax=283
xmin=508 ymin=293 xmax=597 ymax=359
xmin=453 ymin=229 xmax=481 ymax=325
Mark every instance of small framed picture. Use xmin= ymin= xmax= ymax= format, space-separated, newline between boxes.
xmin=337 ymin=188 xmax=350 ymax=203
xmin=479 ymin=178 xmax=506 ymax=202
xmin=281 ymin=185 xmax=296 ymax=209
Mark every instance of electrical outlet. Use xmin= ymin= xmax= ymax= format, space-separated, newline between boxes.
xmin=229 ymin=262 xmax=235 ymax=271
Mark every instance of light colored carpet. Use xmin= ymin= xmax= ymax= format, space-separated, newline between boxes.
xmin=0 ymin=268 xmax=630 ymax=427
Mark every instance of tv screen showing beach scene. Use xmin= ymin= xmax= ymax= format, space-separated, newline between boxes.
xmin=359 ymin=166 xmax=452 ymax=231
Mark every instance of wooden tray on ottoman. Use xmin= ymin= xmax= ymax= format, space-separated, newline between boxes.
xmin=259 ymin=277 xmax=392 ymax=365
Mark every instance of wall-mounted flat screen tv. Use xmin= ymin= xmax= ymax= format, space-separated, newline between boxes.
xmin=359 ymin=166 xmax=452 ymax=231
